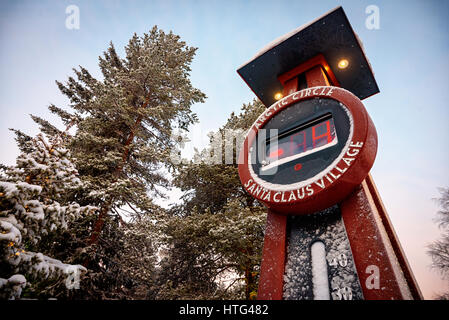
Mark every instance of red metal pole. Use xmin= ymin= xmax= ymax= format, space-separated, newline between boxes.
xmin=257 ymin=210 xmax=287 ymax=300
xmin=340 ymin=175 xmax=423 ymax=299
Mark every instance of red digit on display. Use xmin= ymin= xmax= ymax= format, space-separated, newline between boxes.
xmin=312 ymin=120 xmax=332 ymax=148
xmin=290 ymin=131 xmax=307 ymax=156
xmin=269 ymin=148 xmax=284 ymax=159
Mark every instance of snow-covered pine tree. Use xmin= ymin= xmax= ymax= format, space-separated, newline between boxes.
xmin=160 ymin=99 xmax=267 ymax=299
xmin=0 ymin=134 xmax=96 ymax=299
xmin=31 ymin=27 xmax=206 ymax=254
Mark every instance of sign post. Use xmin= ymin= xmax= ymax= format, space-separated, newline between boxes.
xmin=237 ymin=7 xmax=422 ymax=300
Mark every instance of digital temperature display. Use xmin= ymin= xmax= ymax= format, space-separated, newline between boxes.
xmin=263 ymin=114 xmax=337 ymax=169
xmin=240 ymin=86 xmax=376 ymax=215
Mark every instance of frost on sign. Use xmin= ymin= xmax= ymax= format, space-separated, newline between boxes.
xmin=283 ymin=206 xmax=364 ymax=300
xmin=311 ymin=241 xmax=330 ymax=300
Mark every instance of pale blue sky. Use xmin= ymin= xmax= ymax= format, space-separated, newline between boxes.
xmin=1 ymin=0 xmax=448 ymax=298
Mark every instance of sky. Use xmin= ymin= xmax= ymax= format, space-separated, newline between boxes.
xmin=0 ymin=0 xmax=448 ymax=299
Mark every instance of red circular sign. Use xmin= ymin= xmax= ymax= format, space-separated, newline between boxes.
xmin=238 ymin=86 xmax=377 ymax=215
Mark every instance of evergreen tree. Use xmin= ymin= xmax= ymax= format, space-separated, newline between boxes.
xmin=158 ymin=99 xmax=267 ymax=299
xmin=7 ymin=26 xmax=205 ymax=299
xmin=0 ymin=134 xmax=95 ymax=299
xmin=31 ymin=26 xmax=205 ymax=248
xmin=427 ymin=187 xmax=449 ymax=299
xmin=155 ymin=200 xmax=265 ymax=299
xmin=118 ymin=215 xmax=159 ymax=299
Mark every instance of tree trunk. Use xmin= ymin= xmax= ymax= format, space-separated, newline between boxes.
xmin=84 ymin=96 xmax=149 ymax=266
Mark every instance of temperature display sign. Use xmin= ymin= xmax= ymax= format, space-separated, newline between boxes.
xmin=238 ymin=86 xmax=377 ymax=214
xmin=263 ymin=114 xmax=337 ymax=171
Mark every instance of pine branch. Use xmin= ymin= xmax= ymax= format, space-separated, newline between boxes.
xmin=86 ymin=95 xmax=150 ymax=251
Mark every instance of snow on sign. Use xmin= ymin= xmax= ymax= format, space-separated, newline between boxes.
xmin=237 ymin=6 xmax=423 ymax=301
xmin=238 ymin=86 xmax=377 ymax=214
